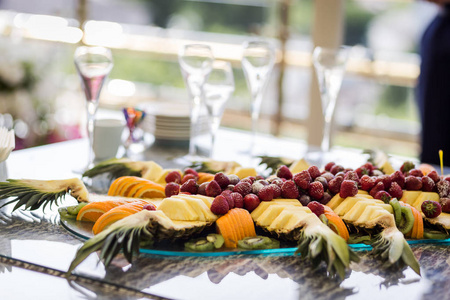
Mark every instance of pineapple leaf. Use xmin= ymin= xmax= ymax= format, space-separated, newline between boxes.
xmin=0 ymin=180 xmax=68 ymax=212
xmin=370 ymin=227 xmax=420 ymax=275
xmin=258 ymin=155 xmax=294 ymax=173
xmin=82 ymin=159 xmax=142 ymax=180
xmin=401 ymin=239 xmax=421 ymax=275
xmin=66 ymin=210 xmax=154 ymax=275
xmin=294 ymin=223 xmax=359 ymax=280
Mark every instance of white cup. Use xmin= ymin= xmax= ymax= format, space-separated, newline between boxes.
xmin=93 ymin=118 xmax=125 ymax=161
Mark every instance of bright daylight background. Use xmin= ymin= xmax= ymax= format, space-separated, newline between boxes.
xmin=0 ymin=0 xmax=439 ymax=158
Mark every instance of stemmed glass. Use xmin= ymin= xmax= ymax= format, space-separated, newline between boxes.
xmin=312 ymin=46 xmax=350 ymax=162
xmin=203 ymin=60 xmax=235 ymax=158
xmin=74 ymin=46 xmax=113 ymax=169
xmin=178 ymin=44 xmax=214 ymax=162
xmin=242 ymin=40 xmax=276 ymax=158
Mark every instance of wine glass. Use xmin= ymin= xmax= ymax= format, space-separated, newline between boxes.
xmin=312 ymin=46 xmax=350 ymax=164
xmin=242 ymin=40 xmax=276 ymax=159
xmin=74 ymin=46 xmax=113 ymax=170
xmin=203 ymin=60 xmax=235 ymax=158
xmin=178 ymin=44 xmax=214 ymax=162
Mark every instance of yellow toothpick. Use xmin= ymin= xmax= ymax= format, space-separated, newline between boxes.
xmin=439 ymin=149 xmax=444 ymax=176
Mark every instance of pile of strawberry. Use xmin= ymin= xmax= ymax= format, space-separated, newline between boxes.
xmin=163 ymin=161 xmax=450 ymax=218
xmin=323 ymin=161 xmax=450 ymax=218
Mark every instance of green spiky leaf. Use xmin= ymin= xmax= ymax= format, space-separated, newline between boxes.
xmin=293 ymin=222 xmax=359 ymax=280
xmin=0 ymin=179 xmax=67 ymax=212
xmin=258 ymin=155 xmax=294 ymax=173
xmin=187 ymin=160 xmax=240 ymax=174
xmin=370 ymin=227 xmax=420 ymax=275
xmin=66 ymin=210 xmax=154 ymax=275
xmin=82 ymin=158 xmax=142 ymax=180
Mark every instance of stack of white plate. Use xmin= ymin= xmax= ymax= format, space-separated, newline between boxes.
xmin=141 ymin=102 xmax=209 ymax=143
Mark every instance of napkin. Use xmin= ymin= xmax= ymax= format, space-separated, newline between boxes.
xmin=0 ymin=127 xmax=15 ymax=163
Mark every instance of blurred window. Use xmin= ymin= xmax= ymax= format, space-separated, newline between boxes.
xmin=0 ymin=0 xmax=439 ymax=158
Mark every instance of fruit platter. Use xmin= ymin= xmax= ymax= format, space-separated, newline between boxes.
xmin=2 ymin=156 xmax=450 ymax=280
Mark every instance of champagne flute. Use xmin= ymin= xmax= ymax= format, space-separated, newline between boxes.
xmin=178 ymin=44 xmax=214 ymax=162
xmin=312 ymin=46 xmax=350 ymax=162
xmin=242 ymin=40 xmax=275 ymax=158
xmin=74 ymin=46 xmax=113 ymax=169
xmin=203 ymin=60 xmax=235 ymax=158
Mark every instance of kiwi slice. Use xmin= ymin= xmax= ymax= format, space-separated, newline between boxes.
xmin=237 ymin=236 xmax=279 ymax=250
xmin=58 ymin=207 xmax=76 ymax=220
xmin=66 ymin=202 xmax=88 ymax=216
xmin=389 ymin=198 xmax=402 ymax=226
xmin=398 ymin=206 xmax=414 ymax=235
xmin=423 ymin=229 xmax=450 ymax=240
xmin=206 ymin=234 xmax=225 ymax=249
xmin=184 ymin=238 xmax=215 ymax=252
xmin=267 ymin=238 xmax=280 ymax=249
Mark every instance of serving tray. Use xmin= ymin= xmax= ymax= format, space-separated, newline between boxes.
xmin=60 ymin=211 xmax=450 ymax=258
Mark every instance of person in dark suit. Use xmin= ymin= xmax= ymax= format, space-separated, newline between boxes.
xmin=418 ymin=1 xmax=450 ymax=165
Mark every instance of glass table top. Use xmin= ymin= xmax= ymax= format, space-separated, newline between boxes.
xmin=1 ymin=132 xmax=448 ymax=300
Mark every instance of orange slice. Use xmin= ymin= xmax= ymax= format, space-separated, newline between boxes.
xmin=198 ymin=173 xmax=215 ymax=184
xmin=134 ymin=184 xmax=165 ymax=199
xmin=216 ymin=208 xmax=255 ymax=248
xmin=116 ymin=178 xmax=147 ymax=196
xmin=92 ymin=200 xmax=149 ymax=234
xmin=76 ymin=199 xmax=132 ymax=222
xmin=125 ymin=181 xmax=165 ymax=198
xmin=107 ymin=177 xmax=132 ymax=196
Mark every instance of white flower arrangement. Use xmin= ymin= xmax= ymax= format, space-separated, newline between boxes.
xmin=0 ymin=37 xmax=60 ymax=148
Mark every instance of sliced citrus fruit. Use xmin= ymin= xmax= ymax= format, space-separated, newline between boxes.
xmin=126 ymin=180 xmax=165 ymax=198
xmin=116 ymin=177 xmax=147 ymax=196
xmin=134 ymin=183 xmax=165 ymax=199
xmin=76 ymin=199 xmax=132 ymax=222
xmin=92 ymin=200 xmax=149 ymax=234
xmin=108 ymin=176 xmax=134 ymax=196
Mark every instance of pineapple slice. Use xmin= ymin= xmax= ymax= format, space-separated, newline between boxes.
xmin=256 ymin=205 xmax=309 ymax=227
xmin=342 ymin=200 xmax=382 ymax=223
xmin=256 ymin=205 xmax=289 ymax=227
xmin=328 ymin=192 xmax=372 ymax=211
xmin=327 ymin=194 xmax=345 ymax=210
xmin=330 ymin=192 xmax=419 ymax=275
xmin=373 ymin=203 xmax=394 ymax=214
xmin=380 ymin=160 xmax=396 ymax=175
xmin=172 ymin=195 xmax=218 ymax=222
xmin=283 ymin=210 xmax=313 ymax=230
xmin=157 ymin=198 xmax=200 ymax=221
xmin=251 ymin=199 xmax=301 ymax=220
xmin=334 ymin=197 xmax=367 ymax=216
xmin=356 ymin=193 xmax=374 ymax=199
xmin=426 ymin=212 xmax=450 ymax=228
xmin=268 ymin=209 xmax=311 ymax=231
xmin=399 ymin=191 xmax=422 ymax=206
xmin=232 ymin=167 xmax=258 ymax=179
xmin=192 ymin=194 xmax=215 ymax=208
xmin=289 ymin=158 xmax=310 ymax=174
xmin=0 ymin=178 xmax=89 ymax=211
xmin=353 ymin=206 xmax=395 ymax=228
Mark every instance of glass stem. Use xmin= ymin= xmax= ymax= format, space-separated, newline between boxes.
xmin=86 ymin=101 xmax=98 ymax=167
xmin=320 ymin=93 xmax=337 ymax=154
xmin=250 ymin=88 xmax=263 ymax=157
xmin=189 ymin=94 xmax=202 ymax=157
xmin=209 ymin=115 xmax=221 ymax=159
